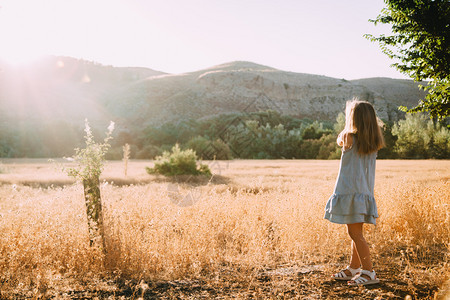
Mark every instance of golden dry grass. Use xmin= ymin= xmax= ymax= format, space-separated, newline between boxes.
xmin=0 ymin=159 xmax=449 ymax=299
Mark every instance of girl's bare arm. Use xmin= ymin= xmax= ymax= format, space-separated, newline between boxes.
xmin=337 ymin=132 xmax=353 ymax=150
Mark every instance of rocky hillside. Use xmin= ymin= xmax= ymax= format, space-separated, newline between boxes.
xmin=0 ymin=57 xmax=426 ymax=130
xmin=103 ymin=61 xmax=426 ymax=129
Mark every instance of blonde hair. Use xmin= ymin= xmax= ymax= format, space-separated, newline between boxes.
xmin=340 ymin=98 xmax=385 ymax=155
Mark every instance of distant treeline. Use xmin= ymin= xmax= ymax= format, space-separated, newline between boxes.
xmin=0 ymin=111 xmax=449 ymax=160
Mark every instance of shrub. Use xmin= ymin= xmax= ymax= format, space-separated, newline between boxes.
xmin=186 ymin=136 xmax=233 ymax=160
xmin=64 ymin=119 xmax=114 ymax=250
xmin=146 ymin=144 xmax=211 ymax=176
xmin=136 ymin=145 xmax=162 ymax=159
xmin=65 ymin=120 xmax=114 ymax=181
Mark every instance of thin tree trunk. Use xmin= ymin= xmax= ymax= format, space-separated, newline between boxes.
xmin=83 ymin=176 xmax=106 ymax=253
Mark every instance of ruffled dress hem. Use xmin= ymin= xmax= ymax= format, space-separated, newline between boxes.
xmin=324 ymin=193 xmax=378 ymax=225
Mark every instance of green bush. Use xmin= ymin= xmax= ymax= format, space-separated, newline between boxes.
xmin=391 ymin=113 xmax=450 ymax=158
xmin=65 ymin=119 xmax=114 ymax=181
xmin=186 ymin=136 xmax=232 ymax=160
xmin=146 ymin=144 xmax=211 ymax=176
xmin=136 ymin=145 xmax=162 ymax=159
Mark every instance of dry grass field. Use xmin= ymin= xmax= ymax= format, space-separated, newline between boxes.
xmin=0 ymin=159 xmax=449 ymax=299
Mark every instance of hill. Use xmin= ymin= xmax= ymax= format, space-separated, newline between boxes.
xmin=0 ymin=56 xmax=426 ymax=130
xmin=0 ymin=56 xmax=165 ymax=126
xmin=104 ymin=61 xmax=427 ymax=129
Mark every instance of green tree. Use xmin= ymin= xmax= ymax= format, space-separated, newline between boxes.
xmin=301 ymin=121 xmax=332 ymax=140
xmin=428 ymin=122 xmax=450 ymax=158
xmin=391 ymin=113 xmax=450 ymax=158
xmin=257 ymin=123 xmax=288 ymax=158
xmin=392 ymin=113 xmax=430 ymax=158
xmin=366 ymin=0 xmax=450 ymax=121
xmin=186 ymin=136 xmax=232 ymax=160
xmin=333 ymin=112 xmax=346 ymax=134
xmin=136 ymin=144 xmax=162 ymax=159
xmin=41 ymin=120 xmax=81 ymax=157
xmin=317 ymin=134 xmax=341 ymax=159
xmin=222 ymin=122 xmax=259 ymax=158
xmin=377 ymin=122 xmax=398 ymax=159
xmin=0 ymin=126 xmax=16 ymax=158
xmin=285 ymin=129 xmax=303 ymax=158
xmin=298 ymin=139 xmax=322 ymax=159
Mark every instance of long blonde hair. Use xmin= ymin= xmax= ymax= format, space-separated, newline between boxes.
xmin=341 ymin=99 xmax=385 ymax=155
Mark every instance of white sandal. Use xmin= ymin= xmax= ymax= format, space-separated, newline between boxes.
xmin=332 ymin=266 xmax=361 ymax=281
xmin=348 ymin=269 xmax=380 ymax=286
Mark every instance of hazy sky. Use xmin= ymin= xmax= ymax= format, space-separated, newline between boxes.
xmin=0 ymin=0 xmax=407 ymax=79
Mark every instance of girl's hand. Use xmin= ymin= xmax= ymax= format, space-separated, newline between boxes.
xmin=337 ymin=132 xmax=353 ymax=150
xmin=337 ymin=132 xmax=344 ymax=147
xmin=342 ymin=133 xmax=353 ymax=151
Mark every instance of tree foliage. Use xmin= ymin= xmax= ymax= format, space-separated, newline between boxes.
xmin=392 ymin=113 xmax=449 ymax=158
xmin=1 ymin=110 xmax=448 ymax=160
xmin=186 ymin=136 xmax=232 ymax=160
xmin=366 ymin=0 xmax=450 ymax=121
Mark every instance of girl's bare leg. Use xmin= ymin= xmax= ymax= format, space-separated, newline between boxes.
xmin=338 ymin=240 xmax=361 ymax=277
xmin=349 ymin=240 xmax=361 ymax=269
xmin=347 ymin=223 xmax=373 ymax=271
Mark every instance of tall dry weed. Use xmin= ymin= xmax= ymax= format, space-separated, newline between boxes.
xmin=373 ymin=179 xmax=449 ymax=287
xmin=0 ymin=160 xmax=448 ymax=297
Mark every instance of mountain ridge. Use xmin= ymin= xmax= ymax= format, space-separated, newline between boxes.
xmin=0 ymin=56 xmax=426 ymax=130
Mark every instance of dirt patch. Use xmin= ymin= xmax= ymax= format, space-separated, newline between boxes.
xmin=2 ymin=264 xmax=447 ymax=299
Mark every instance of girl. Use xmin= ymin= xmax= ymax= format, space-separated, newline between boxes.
xmin=324 ymin=99 xmax=385 ymax=286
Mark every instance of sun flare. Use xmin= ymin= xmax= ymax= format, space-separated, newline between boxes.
xmin=0 ymin=49 xmax=46 ymax=67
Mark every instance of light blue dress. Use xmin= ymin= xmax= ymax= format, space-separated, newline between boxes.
xmin=324 ymin=137 xmax=378 ymax=225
